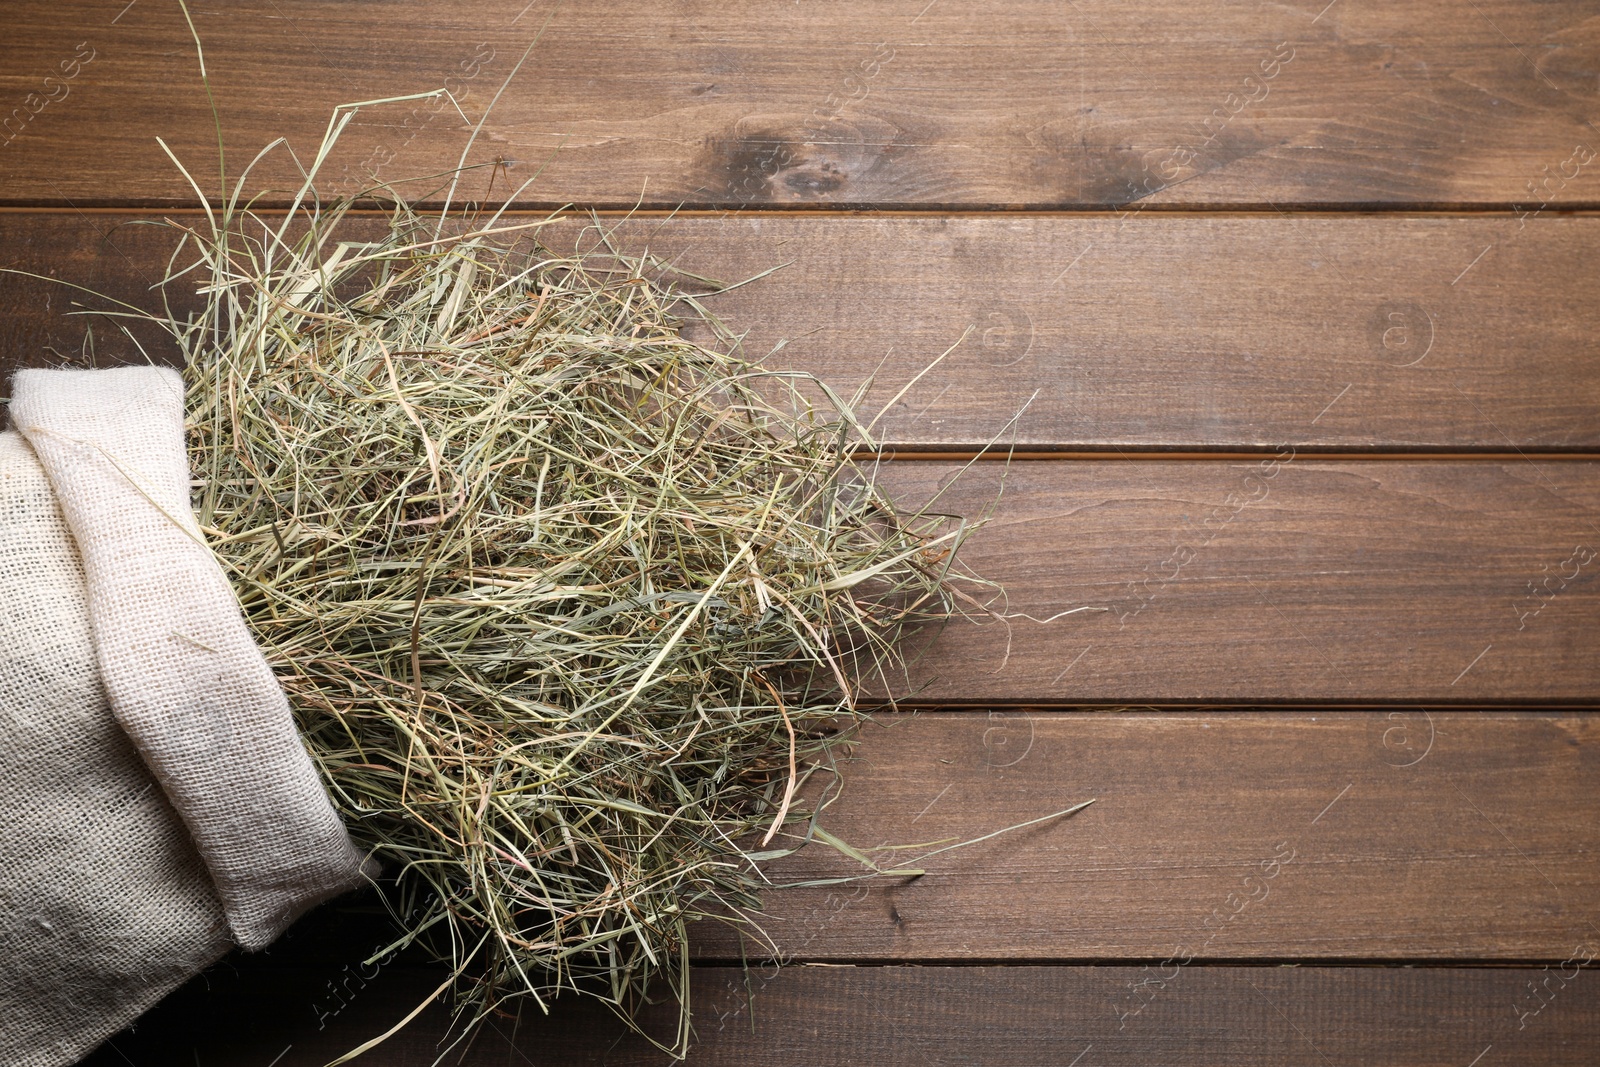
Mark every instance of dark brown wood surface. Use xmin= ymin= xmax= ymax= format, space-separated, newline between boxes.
xmin=882 ymin=459 xmax=1600 ymax=704
xmin=4 ymin=1 xmax=1600 ymax=209
xmin=467 ymin=963 xmax=1600 ymax=1067
xmin=9 ymin=0 xmax=1600 ymax=1062
xmin=337 ymin=963 xmax=1600 ymax=1067
xmin=690 ymin=711 xmax=1600 ymax=960
xmin=5 ymin=212 xmax=1600 ymax=452
xmin=83 ymin=961 xmax=1600 ymax=1066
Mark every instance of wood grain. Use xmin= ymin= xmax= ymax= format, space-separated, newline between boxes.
xmin=882 ymin=459 xmax=1600 ymax=704
xmin=689 ymin=710 xmax=1600 ymax=961
xmin=2 ymin=2 xmax=1598 ymax=209
xmin=5 ymin=212 xmax=1600 ymax=451
xmin=82 ymin=961 xmax=1600 ymax=1065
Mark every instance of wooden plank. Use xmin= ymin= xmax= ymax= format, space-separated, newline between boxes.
xmin=83 ymin=962 xmax=1600 ymax=1065
xmin=4 ymin=2 xmax=1599 ymax=209
xmin=884 ymin=459 xmax=1600 ymax=704
xmin=6 ymin=212 xmax=1600 ymax=451
xmin=689 ymin=711 xmax=1600 ymax=961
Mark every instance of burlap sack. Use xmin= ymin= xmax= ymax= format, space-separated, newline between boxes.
xmin=0 ymin=429 xmax=229 ymax=1066
xmin=2 ymin=366 xmax=375 ymax=1064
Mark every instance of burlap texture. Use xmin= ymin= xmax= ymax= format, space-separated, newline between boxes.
xmin=10 ymin=366 xmax=374 ymax=952
xmin=0 ymin=429 xmax=231 ymax=1067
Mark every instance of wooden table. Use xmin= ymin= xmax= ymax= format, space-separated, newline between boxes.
xmin=5 ymin=1 xmax=1599 ymax=1062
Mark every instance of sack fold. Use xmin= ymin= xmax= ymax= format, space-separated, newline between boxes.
xmin=2 ymin=365 xmax=375 ymax=1065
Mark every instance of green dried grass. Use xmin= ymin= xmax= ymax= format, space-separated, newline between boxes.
xmin=60 ymin=18 xmax=1015 ymax=1057
xmin=137 ymin=163 xmax=988 ymax=1054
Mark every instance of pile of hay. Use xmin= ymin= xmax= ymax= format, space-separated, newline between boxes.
xmin=143 ymin=181 xmax=979 ymax=1051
